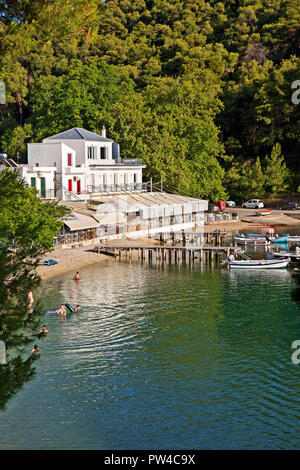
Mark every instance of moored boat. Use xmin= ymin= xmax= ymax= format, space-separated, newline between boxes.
xmin=287 ymin=236 xmax=300 ymax=243
xmin=256 ymin=209 xmax=272 ymax=216
xmin=229 ymin=258 xmax=289 ymax=269
xmin=234 ymin=234 xmax=271 ymax=246
xmin=242 ymin=233 xmax=289 ymax=244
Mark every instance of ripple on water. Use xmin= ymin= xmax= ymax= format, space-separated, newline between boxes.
xmin=1 ymin=261 xmax=300 ymax=449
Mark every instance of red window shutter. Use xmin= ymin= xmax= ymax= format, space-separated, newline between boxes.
xmin=67 ymin=153 xmax=72 ymax=166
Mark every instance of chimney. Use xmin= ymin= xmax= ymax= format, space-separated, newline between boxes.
xmin=102 ymin=125 xmax=106 ymax=138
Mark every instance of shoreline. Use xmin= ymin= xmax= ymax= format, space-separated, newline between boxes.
xmin=38 ymin=210 xmax=300 ymax=281
xmin=37 ymin=237 xmax=161 ymax=281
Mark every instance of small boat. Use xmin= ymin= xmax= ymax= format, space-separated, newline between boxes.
xmin=268 ymin=250 xmax=300 ymax=265
xmin=256 ymin=209 xmax=272 ymax=216
xmin=287 ymin=236 xmax=300 ymax=243
xmin=243 ymin=233 xmax=289 ymax=244
xmin=229 ymin=259 xmax=289 ymax=269
xmin=234 ymin=234 xmax=271 ymax=246
xmin=270 ymin=235 xmax=289 ymax=244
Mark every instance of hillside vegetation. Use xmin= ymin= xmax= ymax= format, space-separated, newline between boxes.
xmin=0 ymin=0 xmax=299 ymax=200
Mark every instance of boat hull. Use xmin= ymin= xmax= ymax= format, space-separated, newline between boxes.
xmin=234 ymin=236 xmax=270 ymax=246
xmin=256 ymin=210 xmax=272 ymax=216
xmin=229 ymin=259 xmax=289 ymax=269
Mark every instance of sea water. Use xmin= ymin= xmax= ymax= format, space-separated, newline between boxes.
xmin=1 ymin=259 xmax=300 ymax=449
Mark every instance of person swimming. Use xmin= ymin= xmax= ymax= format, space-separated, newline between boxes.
xmin=31 ymin=344 xmax=39 ymax=354
xmin=39 ymin=325 xmax=48 ymax=334
xmin=74 ymin=272 xmax=80 ymax=281
xmin=56 ymin=304 xmax=66 ymax=317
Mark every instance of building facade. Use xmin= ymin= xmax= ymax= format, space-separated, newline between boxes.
xmin=18 ymin=127 xmax=146 ymax=200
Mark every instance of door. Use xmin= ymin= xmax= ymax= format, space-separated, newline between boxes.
xmin=68 ymin=179 xmax=72 ymax=192
xmin=31 ymin=177 xmax=36 ymax=189
xmin=40 ymin=177 xmax=46 ymax=198
xmin=77 ymin=179 xmax=81 ymax=194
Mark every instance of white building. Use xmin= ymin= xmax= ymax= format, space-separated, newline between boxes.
xmin=18 ymin=127 xmax=146 ymax=200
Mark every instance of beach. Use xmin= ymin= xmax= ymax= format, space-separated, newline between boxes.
xmin=37 ymin=236 xmax=161 ymax=280
xmin=37 ymin=207 xmax=300 ymax=281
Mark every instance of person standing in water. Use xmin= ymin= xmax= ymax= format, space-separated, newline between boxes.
xmin=56 ymin=304 xmax=66 ymax=317
xmin=74 ymin=272 xmax=80 ymax=281
xmin=28 ymin=290 xmax=34 ymax=307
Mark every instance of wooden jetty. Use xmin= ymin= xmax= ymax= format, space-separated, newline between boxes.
xmin=152 ymin=231 xmax=227 ymax=246
xmin=95 ymin=244 xmax=239 ymax=265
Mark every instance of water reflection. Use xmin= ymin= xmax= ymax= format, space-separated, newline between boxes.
xmin=1 ymin=261 xmax=300 ymax=449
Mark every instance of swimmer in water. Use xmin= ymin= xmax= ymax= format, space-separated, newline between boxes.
xmin=74 ymin=305 xmax=80 ymax=312
xmin=31 ymin=345 xmax=39 ymax=354
xmin=39 ymin=325 xmax=48 ymax=334
xmin=56 ymin=304 xmax=66 ymax=317
xmin=74 ymin=272 xmax=80 ymax=281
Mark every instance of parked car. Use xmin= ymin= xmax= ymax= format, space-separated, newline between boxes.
xmin=242 ymin=199 xmax=264 ymax=209
xmin=279 ymin=201 xmax=299 ymax=210
xmin=226 ymin=200 xmax=236 ymax=207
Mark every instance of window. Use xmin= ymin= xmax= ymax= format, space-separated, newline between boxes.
xmin=100 ymin=147 xmax=107 ymax=159
xmin=31 ymin=177 xmax=36 ymax=188
xmin=88 ymin=147 xmax=96 ymax=159
xmin=67 ymin=153 xmax=72 ymax=166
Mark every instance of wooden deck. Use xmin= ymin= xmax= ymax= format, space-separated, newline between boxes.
xmin=94 ymin=244 xmax=239 ymax=264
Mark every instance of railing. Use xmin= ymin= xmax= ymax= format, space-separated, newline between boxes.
xmin=87 ymin=182 xmax=148 ymax=194
xmin=36 ymin=189 xmax=56 ymax=199
xmin=205 ymin=212 xmax=235 ymax=222
xmin=121 ymin=159 xmax=143 ymax=165
xmin=63 ymin=186 xmax=88 ymax=204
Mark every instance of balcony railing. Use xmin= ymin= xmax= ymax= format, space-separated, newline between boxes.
xmin=35 ymin=189 xmax=56 ymax=199
xmin=87 ymin=182 xmax=148 ymax=194
xmin=121 ymin=159 xmax=143 ymax=166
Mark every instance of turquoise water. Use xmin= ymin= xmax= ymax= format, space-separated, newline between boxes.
xmin=1 ymin=259 xmax=300 ymax=449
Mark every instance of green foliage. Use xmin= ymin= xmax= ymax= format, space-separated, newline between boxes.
xmin=0 ymin=0 xmax=300 ymax=198
xmin=264 ymin=143 xmax=291 ymax=194
xmin=0 ymin=170 xmax=69 ymax=409
xmin=0 ymin=169 xmax=69 ymax=257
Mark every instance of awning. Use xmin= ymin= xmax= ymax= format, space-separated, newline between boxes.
xmin=64 ymin=218 xmax=99 ymax=231
xmin=95 ymin=212 xmax=126 ymax=225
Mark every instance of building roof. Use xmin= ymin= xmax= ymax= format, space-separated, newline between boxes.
xmin=89 ymin=192 xmax=208 ymax=219
xmin=63 ymin=216 xmax=99 ymax=231
xmin=45 ymin=127 xmax=113 ymax=143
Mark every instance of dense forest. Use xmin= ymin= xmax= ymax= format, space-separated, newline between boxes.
xmin=0 ymin=0 xmax=300 ymax=200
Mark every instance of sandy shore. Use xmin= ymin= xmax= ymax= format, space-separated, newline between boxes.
xmin=207 ymin=207 xmax=300 ymax=231
xmin=37 ymin=236 xmax=160 ymax=281
xmin=37 ymin=207 xmax=300 ymax=281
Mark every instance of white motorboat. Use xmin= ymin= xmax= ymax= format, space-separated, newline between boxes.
xmin=229 ymin=258 xmax=289 ymax=269
xmin=234 ymin=235 xmax=271 ymax=246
